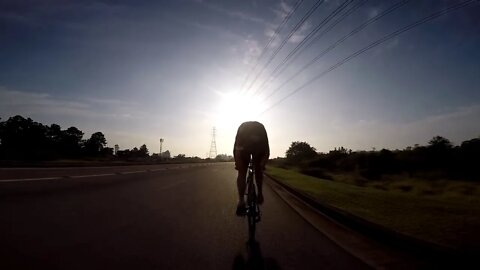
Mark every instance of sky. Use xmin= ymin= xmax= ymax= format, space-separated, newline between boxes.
xmin=1 ymin=0 xmax=479 ymax=158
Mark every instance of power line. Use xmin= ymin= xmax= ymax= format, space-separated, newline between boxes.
xmin=255 ymin=0 xmax=369 ymax=95
xmin=262 ymin=0 xmax=410 ymax=103
xmin=239 ymin=0 xmax=304 ymax=91
xmin=259 ymin=0 xmax=476 ymax=116
xmin=250 ymin=0 xmax=356 ymax=97
xmin=243 ymin=0 xmax=326 ymax=95
xmin=298 ymin=0 xmax=370 ymax=59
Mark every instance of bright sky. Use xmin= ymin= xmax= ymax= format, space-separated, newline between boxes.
xmin=1 ymin=0 xmax=479 ymax=157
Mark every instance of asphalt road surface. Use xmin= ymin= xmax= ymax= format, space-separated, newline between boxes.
xmin=0 ymin=163 xmax=372 ymax=269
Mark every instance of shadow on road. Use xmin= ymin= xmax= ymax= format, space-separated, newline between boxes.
xmin=232 ymin=241 xmax=281 ymax=270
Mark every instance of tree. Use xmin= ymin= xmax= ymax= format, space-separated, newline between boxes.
xmin=47 ymin=124 xmax=62 ymax=142
xmin=139 ymin=144 xmax=149 ymax=157
xmin=286 ymin=141 xmax=317 ymax=163
xmin=61 ymin=127 xmax=84 ymax=157
xmin=0 ymin=115 xmax=50 ymax=159
xmin=215 ymin=154 xmax=233 ymax=161
xmin=428 ymin=136 xmax=453 ymax=150
xmin=174 ymin=154 xmax=186 ymax=159
xmin=0 ymin=115 xmax=114 ymax=160
xmin=101 ymin=147 xmax=114 ymax=156
xmin=84 ymin=132 xmax=107 ymax=156
xmin=461 ymin=137 xmax=480 ymax=153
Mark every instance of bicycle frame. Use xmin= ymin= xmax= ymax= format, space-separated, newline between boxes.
xmin=245 ymin=155 xmax=261 ymax=242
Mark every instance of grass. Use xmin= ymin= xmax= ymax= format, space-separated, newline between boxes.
xmin=329 ymin=171 xmax=480 ymax=198
xmin=266 ymin=166 xmax=480 ymax=251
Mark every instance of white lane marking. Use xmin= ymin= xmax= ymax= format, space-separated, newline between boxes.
xmin=70 ymin=173 xmax=115 ymax=178
xmin=121 ymin=170 xmax=146 ymax=174
xmin=0 ymin=164 xmax=210 ymax=183
xmin=0 ymin=177 xmax=63 ymax=183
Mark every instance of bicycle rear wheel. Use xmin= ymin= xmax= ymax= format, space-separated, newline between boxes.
xmin=247 ymin=201 xmax=256 ymax=242
xmin=246 ymin=173 xmax=257 ymax=242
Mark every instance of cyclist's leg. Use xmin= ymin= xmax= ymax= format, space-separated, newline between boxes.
xmin=253 ymin=153 xmax=267 ymax=204
xmin=234 ymin=150 xmax=248 ymax=215
xmin=236 ymin=167 xmax=247 ymax=201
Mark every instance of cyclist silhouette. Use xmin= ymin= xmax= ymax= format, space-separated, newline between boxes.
xmin=234 ymin=121 xmax=270 ymax=216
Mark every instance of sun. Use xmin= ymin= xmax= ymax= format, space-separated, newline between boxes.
xmin=215 ymin=91 xmax=266 ymax=129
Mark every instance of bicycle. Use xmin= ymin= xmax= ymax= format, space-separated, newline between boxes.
xmin=245 ymin=155 xmax=261 ymax=242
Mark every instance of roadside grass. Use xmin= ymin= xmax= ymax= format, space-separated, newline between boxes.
xmin=266 ymin=166 xmax=480 ymax=251
xmin=368 ymin=177 xmax=480 ymax=197
xmin=329 ymin=171 xmax=480 ymax=198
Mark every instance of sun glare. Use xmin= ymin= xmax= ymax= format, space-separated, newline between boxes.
xmin=215 ymin=91 xmax=266 ymax=129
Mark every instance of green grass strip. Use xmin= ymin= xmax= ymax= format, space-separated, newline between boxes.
xmin=266 ymin=166 xmax=480 ymax=251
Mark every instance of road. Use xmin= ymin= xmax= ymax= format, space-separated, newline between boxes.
xmin=0 ymin=163 xmax=372 ymax=269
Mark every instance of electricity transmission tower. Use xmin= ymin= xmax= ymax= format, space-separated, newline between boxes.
xmin=209 ymin=127 xmax=217 ymax=159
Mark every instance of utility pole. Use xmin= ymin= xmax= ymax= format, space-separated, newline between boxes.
xmin=209 ymin=127 xmax=217 ymax=159
xmin=160 ymin=138 xmax=164 ymax=157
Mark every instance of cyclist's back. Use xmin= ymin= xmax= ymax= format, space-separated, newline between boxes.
xmin=234 ymin=121 xmax=269 ymax=161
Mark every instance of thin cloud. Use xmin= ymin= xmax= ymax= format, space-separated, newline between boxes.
xmin=417 ymin=104 xmax=480 ymax=126
xmin=0 ymin=11 xmax=35 ymax=26
xmin=84 ymin=97 xmax=138 ymax=106
xmin=289 ymin=21 xmax=311 ymax=43
xmin=0 ymin=1 xmax=128 ymax=28
xmin=0 ymin=87 xmax=88 ymax=111
xmin=353 ymin=105 xmax=480 ymax=150
xmin=242 ymin=38 xmax=262 ymax=65
xmin=265 ymin=0 xmax=291 ymax=39
xmin=392 ymin=104 xmax=480 ymax=147
xmin=271 ymin=0 xmax=291 ymax=19
xmin=368 ymin=7 xmax=380 ymax=19
xmin=316 ymin=103 xmax=480 ymax=152
xmin=0 ymin=87 xmax=139 ymax=121
xmin=190 ymin=21 xmax=243 ymax=40
xmin=200 ymin=2 xmax=265 ymax=24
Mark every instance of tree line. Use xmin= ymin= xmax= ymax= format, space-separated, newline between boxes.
xmin=0 ymin=115 xmax=112 ymax=160
xmin=0 ymin=115 xmax=233 ymax=163
xmin=0 ymin=115 xmax=150 ymax=161
xmin=280 ymin=135 xmax=480 ymax=181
